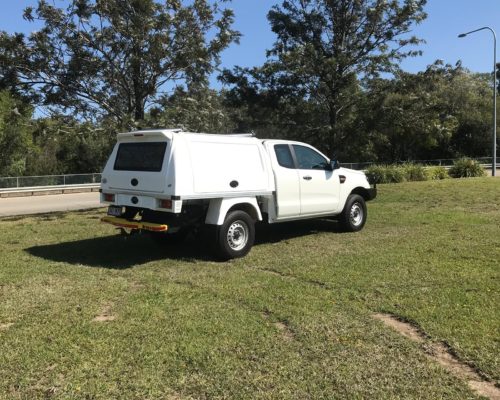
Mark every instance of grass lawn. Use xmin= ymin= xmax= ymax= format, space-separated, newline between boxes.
xmin=0 ymin=178 xmax=498 ymax=399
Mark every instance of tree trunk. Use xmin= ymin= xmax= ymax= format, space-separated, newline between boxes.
xmin=132 ymin=45 xmax=144 ymax=122
xmin=134 ymin=98 xmax=144 ymax=121
xmin=328 ymin=104 xmax=338 ymax=157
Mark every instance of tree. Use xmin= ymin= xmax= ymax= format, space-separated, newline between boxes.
xmin=222 ymin=0 xmax=426 ymax=155
xmin=445 ymin=71 xmax=492 ymax=158
xmin=148 ymin=86 xmax=234 ymax=133
xmin=0 ymin=91 xmax=33 ymax=176
xmin=359 ymin=62 xmax=493 ymax=161
xmin=26 ymin=116 xmax=115 ymax=175
xmin=4 ymin=0 xmax=239 ymax=127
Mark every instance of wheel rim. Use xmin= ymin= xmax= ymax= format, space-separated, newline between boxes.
xmin=350 ymin=203 xmax=364 ymax=227
xmin=226 ymin=220 xmax=249 ymax=251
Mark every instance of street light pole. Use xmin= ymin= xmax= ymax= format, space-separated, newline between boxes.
xmin=459 ymin=27 xmax=497 ymax=176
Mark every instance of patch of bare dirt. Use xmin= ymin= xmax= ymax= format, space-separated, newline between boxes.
xmin=165 ymin=392 xmax=190 ymax=400
xmin=373 ymin=313 xmax=500 ymax=400
xmin=261 ymin=311 xmax=295 ymax=341
xmin=92 ymin=304 xmax=116 ymax=322
xmin=0 ymin=322 xmax=14 ymax=330
xmin=274 ymin=321 xmax=294 ymax=341
xmin=373 ymin=313 xmax=425 ymax=344
xmin=129 ymin=281 xmax=145 ymax=292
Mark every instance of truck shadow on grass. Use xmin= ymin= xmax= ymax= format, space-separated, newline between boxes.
xmin=26 ymin=233 xmax=217 ymax=269
xmin=26 ymin=219 xmax=339 ymax=269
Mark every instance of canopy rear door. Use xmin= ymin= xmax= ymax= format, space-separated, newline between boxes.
xmin=109 ymin=140 xmax=169 ymax=193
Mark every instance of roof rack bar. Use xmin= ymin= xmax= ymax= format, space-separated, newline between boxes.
xmin=226 ymin=133 xmax=255 ymax=137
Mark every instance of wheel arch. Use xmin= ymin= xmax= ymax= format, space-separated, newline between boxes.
xmin=205 ymin=197 xmax=262 ymax=225
xmin=350 ymin=186 xmax=372 ymax=201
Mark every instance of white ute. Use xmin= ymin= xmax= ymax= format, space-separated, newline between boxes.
xmin=100 ymin=129 xmax=377 ymax=259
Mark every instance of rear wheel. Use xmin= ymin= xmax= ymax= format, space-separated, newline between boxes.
xmin=339 ymin=194 xmax=367 ymax=232
xmin=215 ymin=211 xmax=255 ymax=260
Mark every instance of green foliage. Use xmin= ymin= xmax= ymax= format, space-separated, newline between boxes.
xmin=447 ymin=72 xmax=493 ymax=157
xmin=360 ymin=63 xmax=448 ymax=161
xmin=222 ymin=0 xmax=427 ymax=155
xmin=365 ymin=164 xmax=405 ymax=184
xmin=366 ymin=163 xmax=451 ymax=183
xmin=401 ymin=163 xmax=428 ymax=181
xmin=367 ymin=160 xmax=486 ymax=183
xmin=4 ymin=0 xmax=239 ymax=126
xmin=0 ymin=90 xmax=33 ymax=176
xmin=381 ymin=165 xmax=406 ymax=183
xmin=25 ymin=117 xmax=115 ymax=175
xmin=426 ymin=166 xmax=449 ymax=180
xmin=148 ymin=87 xmax=234 ymax=133
xmin=357 ymin=62 xmax=496 ymax=162
xmin=448 ymin=158 xmax=486 ymax=178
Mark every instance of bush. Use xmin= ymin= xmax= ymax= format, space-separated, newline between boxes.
xmin=401 ymin=163 xmax=427 ymax=181
xmin=448 ymin=158 xmax=486 ymax=178
xmin=385 ymin=165 xmax=406 ymax=183
xmin=366 ymin=160 xmax=485 ymax=184
xmin=365 ymin=164 xmax=405 ymax=184
xmin=366 ymin=164 xmax=429 ymax=184
xmin=426 ymin=166 xmax=449 ymax=180
xmin=365 ymin=165 xmax=387 ymax=184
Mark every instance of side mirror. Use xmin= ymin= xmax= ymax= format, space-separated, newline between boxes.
xmin=330 ymin=159 xmax=340 ymax=170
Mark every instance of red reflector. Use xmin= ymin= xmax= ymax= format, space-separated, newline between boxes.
xmin=160 ymin=199 xmax=172 ymax=209
xmin=104 ymin=193 xmax=115 ymax=202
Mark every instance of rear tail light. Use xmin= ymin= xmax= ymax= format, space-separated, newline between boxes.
xmin=159 ymin=199 xmax=172 ymax=209
xmin=103 ymin=193 xmax=115 ymax=202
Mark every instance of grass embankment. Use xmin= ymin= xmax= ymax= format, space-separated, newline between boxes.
xmin=0 ymin=178 xmax=498 ymax=399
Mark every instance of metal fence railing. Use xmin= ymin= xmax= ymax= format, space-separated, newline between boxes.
xmin=342 ymin=157 xmax=497 ymax=170
xmin=0 ymin=173 xmax=101 ymax=190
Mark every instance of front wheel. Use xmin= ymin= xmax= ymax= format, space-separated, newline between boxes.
xmin=339 ymin=194 xmax=367 ymax=232
xmin=215 ymin=211 xmax=255 ymax=260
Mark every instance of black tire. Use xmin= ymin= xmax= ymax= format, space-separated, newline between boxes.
xmin=339 ymin=194 xmax=367 ymax=232
xmin=215 ymin=210 xmax=255 ymax=260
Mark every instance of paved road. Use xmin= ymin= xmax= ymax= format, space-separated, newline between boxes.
xmin=0 ymin=192 xmax=102 ymax=217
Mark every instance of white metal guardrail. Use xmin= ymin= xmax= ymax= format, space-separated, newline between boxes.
xmin=0 ymin=173 xmax=101 ymax=190
xmin=0 ymin=184 xmax=100 ymax=199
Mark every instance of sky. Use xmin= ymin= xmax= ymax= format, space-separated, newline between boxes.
xmin=1 ymin=0 xmax=500 ymax=83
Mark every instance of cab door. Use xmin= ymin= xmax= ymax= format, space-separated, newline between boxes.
xmin=266 ymin=143 xmax=301 ymax=218
xmin=291 ymin=144 xmax=340 ymax=215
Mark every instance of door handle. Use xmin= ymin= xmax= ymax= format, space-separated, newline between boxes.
xmin=303 ymin=176 xmax=312 ymax=180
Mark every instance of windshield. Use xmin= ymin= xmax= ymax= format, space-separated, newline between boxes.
xmin=114 ymin=142 xmax=167 ymax=172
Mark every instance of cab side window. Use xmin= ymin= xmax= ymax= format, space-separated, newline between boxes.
xmin=274 ymin=144 xmax=295 ymax=169
xmin=293 ymin=145 xmax=329 ymax=170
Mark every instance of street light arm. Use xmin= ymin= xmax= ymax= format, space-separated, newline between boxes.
xmin=459 ymin=26 xmax=496 ymax=41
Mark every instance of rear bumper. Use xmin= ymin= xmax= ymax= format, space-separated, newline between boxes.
xmin=366 ymin=188 xmax=377 ymax=201
xmin=101 ymin=216 xmax=168 ymax=232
